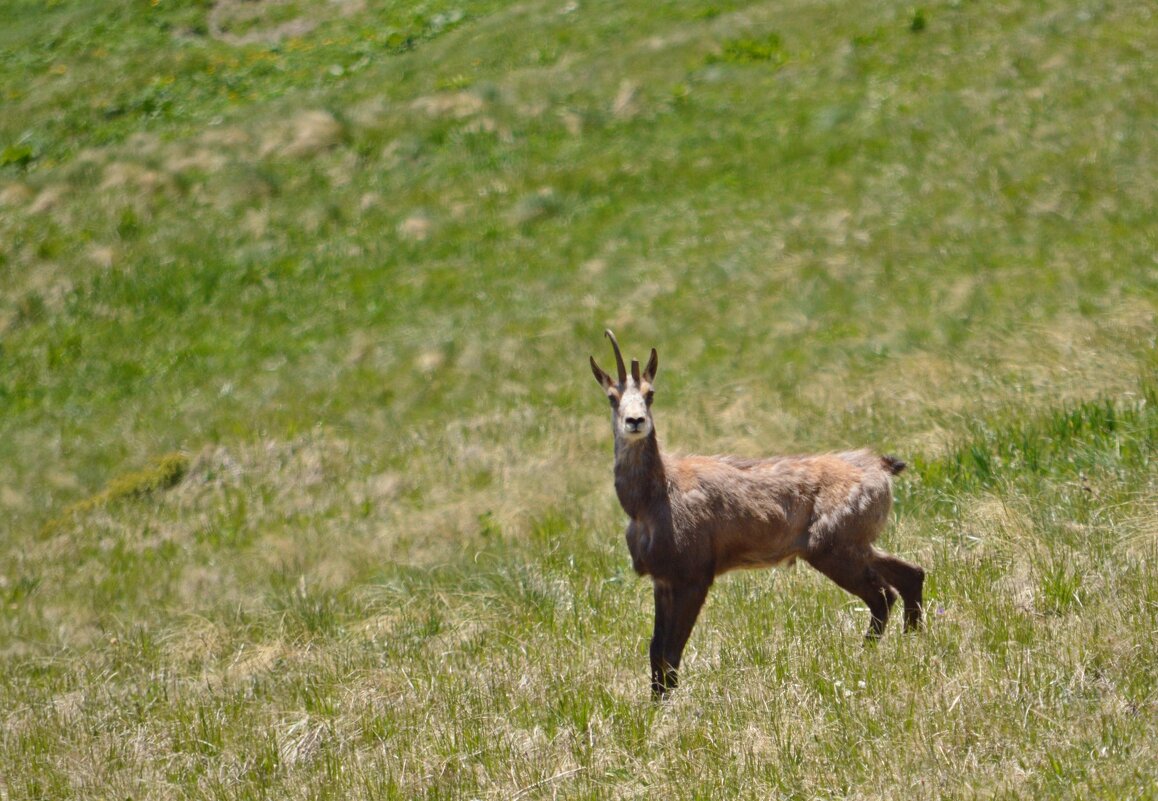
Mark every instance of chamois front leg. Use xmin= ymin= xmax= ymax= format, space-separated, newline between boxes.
xmin=650 ymin=583 xmax=672 ymax=697
xmin=650 ymin=579 xmax=710 ymax=698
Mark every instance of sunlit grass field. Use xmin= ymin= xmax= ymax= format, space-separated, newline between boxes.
xmin=1 ymin=0 xmax=1155 ymax=797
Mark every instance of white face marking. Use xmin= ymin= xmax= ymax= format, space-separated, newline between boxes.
xmin=612 ymin=379 xmax=652 ymax=441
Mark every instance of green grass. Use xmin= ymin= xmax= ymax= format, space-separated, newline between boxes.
xmin=1 ymin=0 xmax=1156 ymax=797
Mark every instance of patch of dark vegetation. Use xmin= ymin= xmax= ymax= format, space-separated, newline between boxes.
xmin=41 ymin=452 xmax=189 ymax=536
xmin=706 ymin=33 xmax=787 ymax=67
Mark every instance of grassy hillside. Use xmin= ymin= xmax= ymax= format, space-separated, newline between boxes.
xmin=1 ymin=0 xmax=1155 ymax=798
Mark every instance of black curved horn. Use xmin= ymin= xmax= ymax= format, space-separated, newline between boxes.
xmin=605 ymin=329 xmax=627 ymax=387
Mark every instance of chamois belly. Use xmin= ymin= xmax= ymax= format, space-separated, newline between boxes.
xmin=714 ymin=543 xmax=800 ymax=574
xmin=712 ymin=523 xmax=807 ymax=575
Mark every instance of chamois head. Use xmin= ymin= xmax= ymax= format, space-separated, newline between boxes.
xmin=590 ymin=329 xmax=659 ymax=442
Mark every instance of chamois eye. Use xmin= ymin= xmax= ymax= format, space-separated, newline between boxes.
xmin=645 ymin=390 xmax=655 ymax=404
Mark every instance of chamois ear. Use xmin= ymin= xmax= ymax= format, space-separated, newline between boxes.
xmin=643 ymin=348 xmax=658 ymax=384
xmin=590 ymin=356 xmax=615 ymax=390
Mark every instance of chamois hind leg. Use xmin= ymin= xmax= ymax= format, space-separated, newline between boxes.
xmin=872 ymin=552 xmax=925 ymax=632
xmin=806 ymin=549 xmax=897 ymax=641
xmin=650 ymin=580 xmax=710 ymax=698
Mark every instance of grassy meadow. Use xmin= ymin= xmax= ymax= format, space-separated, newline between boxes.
xmin=1 ymin=0 xmax=1156 ymax=797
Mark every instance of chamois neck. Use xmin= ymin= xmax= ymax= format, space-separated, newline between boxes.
xmin=613 ymin=431 xmax=666 ymax=517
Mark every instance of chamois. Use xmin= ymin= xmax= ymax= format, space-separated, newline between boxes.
xmin=590 ymin=330 xmax=924 ymax=697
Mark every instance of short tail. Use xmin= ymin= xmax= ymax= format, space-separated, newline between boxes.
xmin=881 ymin=455 xmax=907 ymax=475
